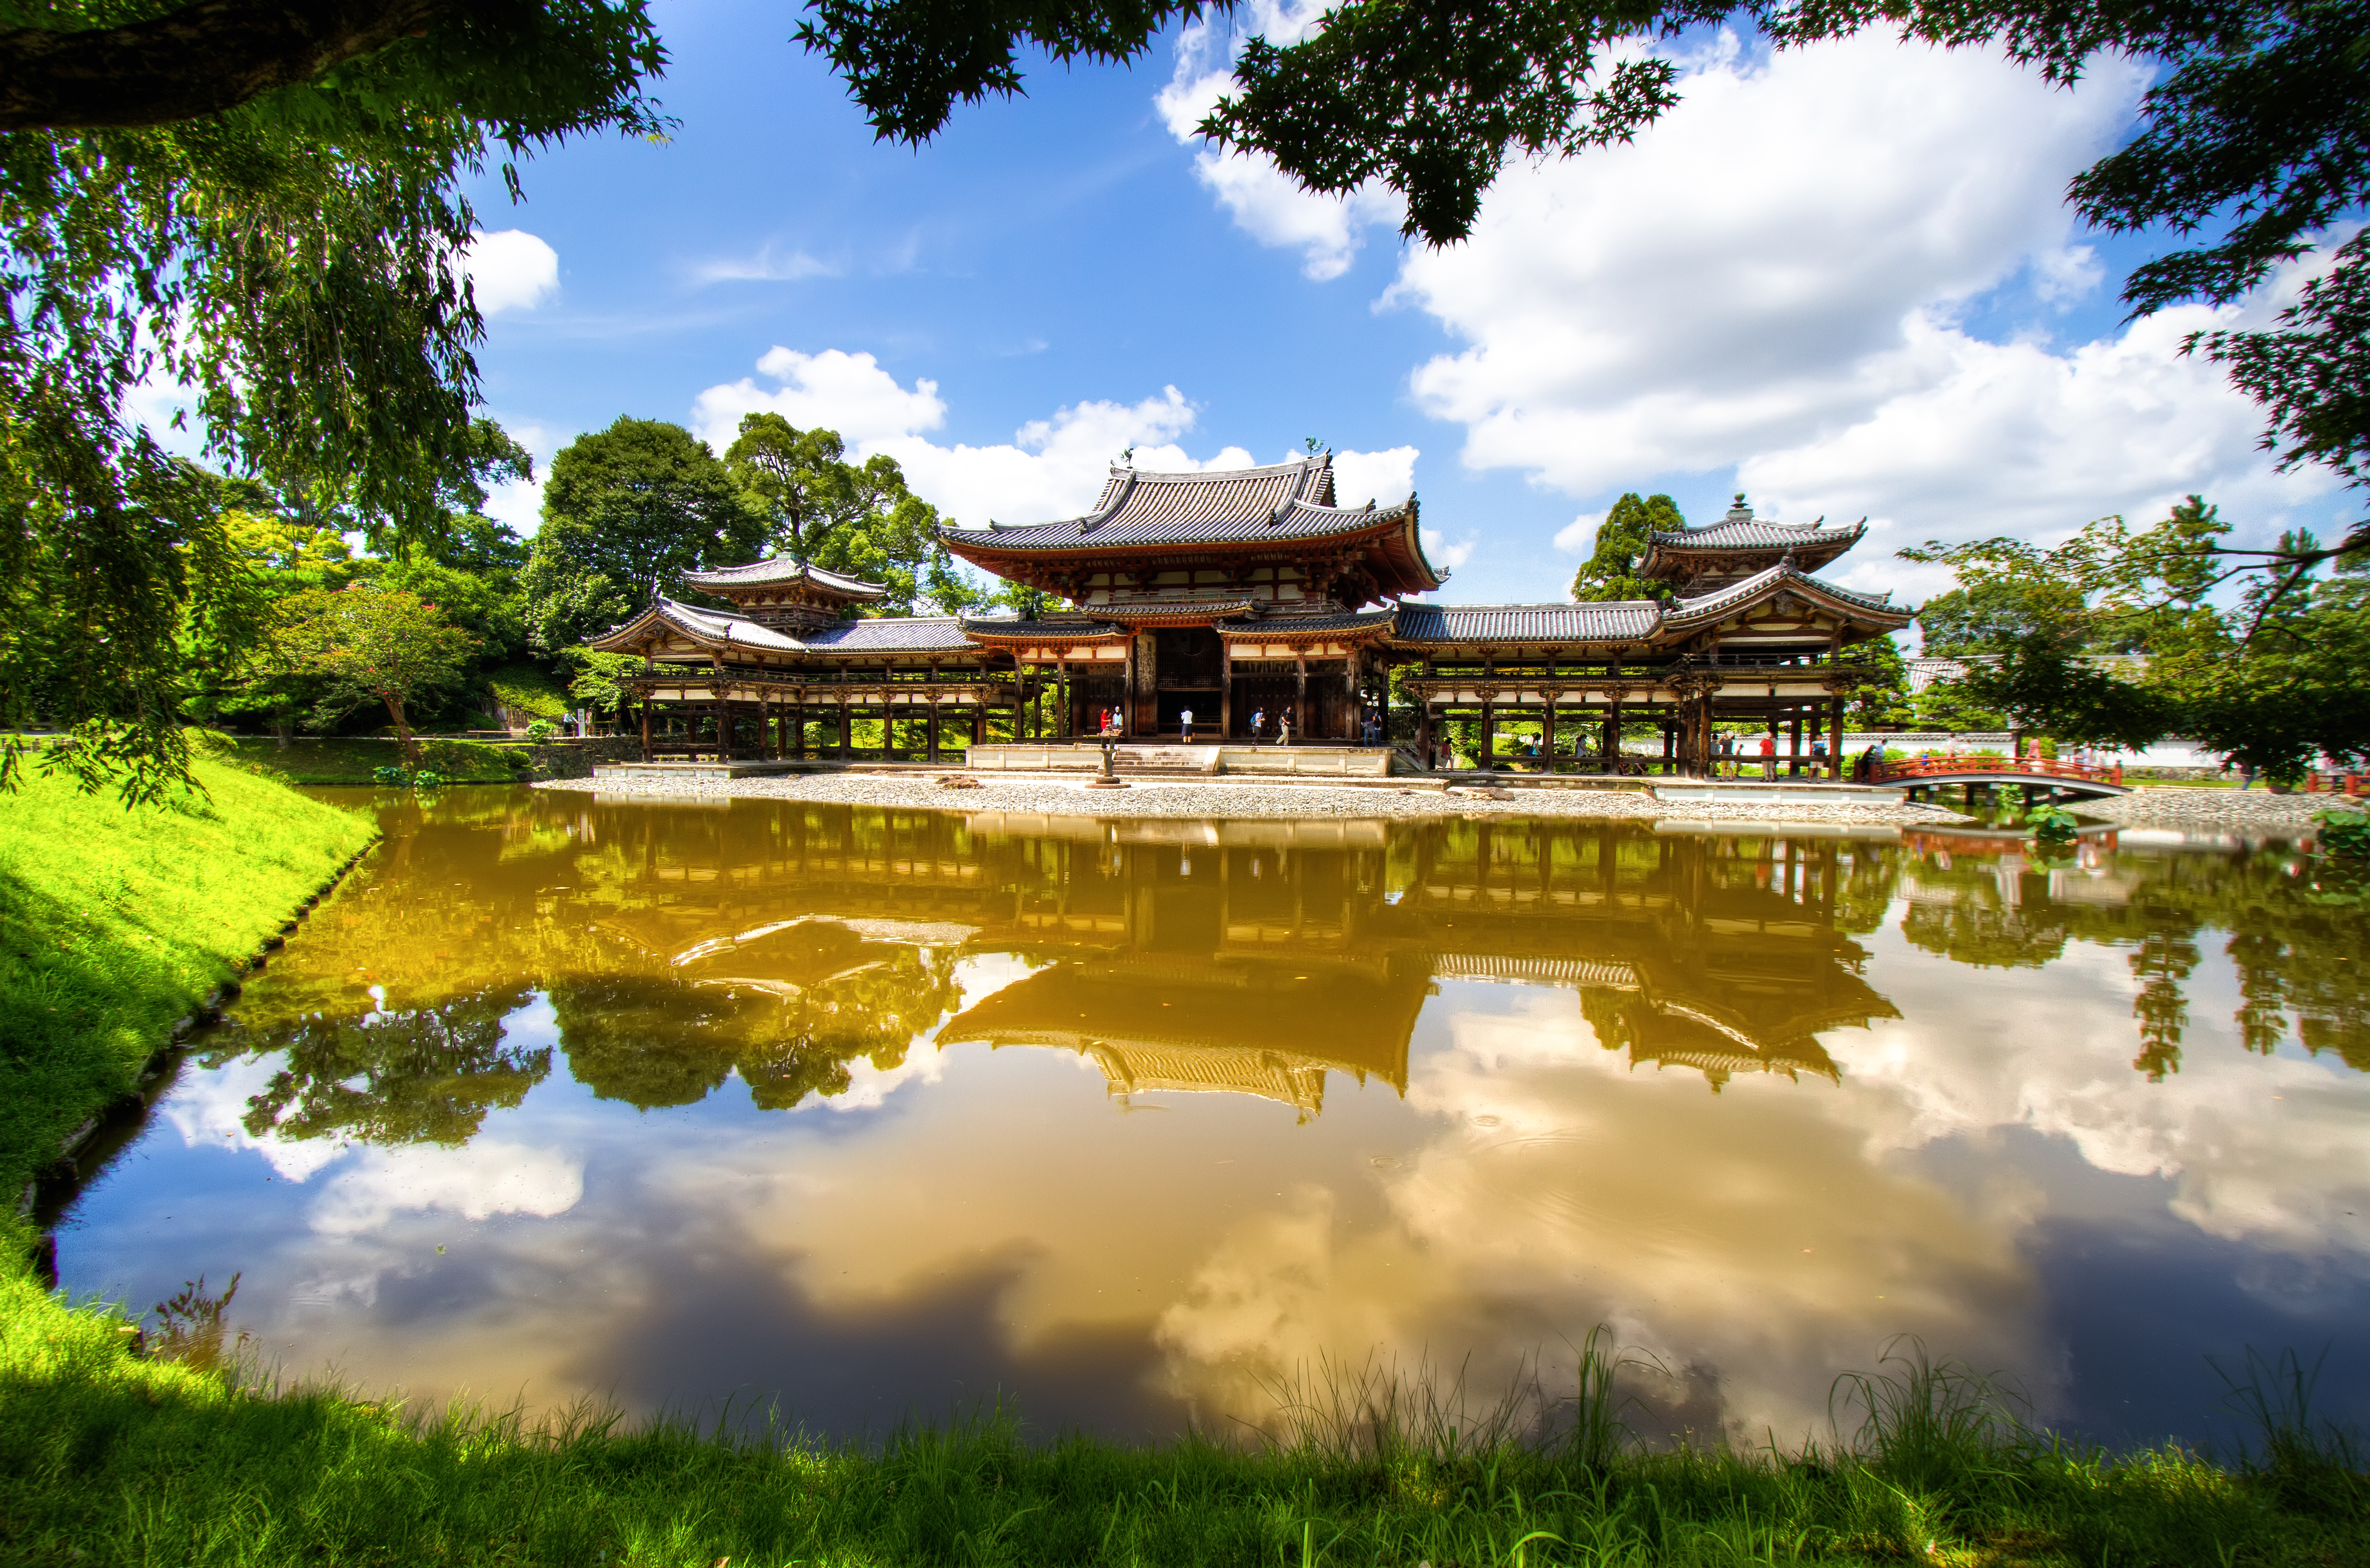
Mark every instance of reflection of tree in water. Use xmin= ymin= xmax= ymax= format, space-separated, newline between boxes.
xmin=1896 ymin=838 xmax=2366 ymax=1080
xmin=213 ymin=988 xmax=550 ymax=1146
xmin=554 ymin=924 xmax=964 ymax=1111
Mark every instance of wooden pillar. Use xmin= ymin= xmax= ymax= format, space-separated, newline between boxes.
xmin=1789 ymin=710 xmax=1804 ymax=779
xmin=1829 ymin=696 xmax=1847 ymax=780
xmin=1480 ymin=699 xmax=1495 ymax=772
xmin=712 ymin=658 xmax=731 ymax=762
xmin=1418 ymin=700 xmax=1434 ymax=767
xmin=639 ymin=699 xmax=652 ymax=762
xmin=837 ymin=696 xmax=850 ymax=761
xmin=1543 ymin=695 xmax=1558 ymax=774
xmin=927 ymin=698 xmax=941 ymax=763
xmin=1220 ymin=640 xmax=1234 ymax=741
xmin=1661 ymin=713 xmax=1674 ymax=775
xmin=1606 ymin=697 xmax=1623 ymax=776
xmin=1293 ymin=656 xmax=1306 ymax=746
xmin=1057 ymin=657 xmax=1070 ymax=740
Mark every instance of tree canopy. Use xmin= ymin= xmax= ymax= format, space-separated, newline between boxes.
xmin=1906 ymin=497 xmax=2370 ymax=775
xmin=1569 ymin=491 xmax=1680 ymax=602
xmin=520 ymin=417 xmax=761 ymax=654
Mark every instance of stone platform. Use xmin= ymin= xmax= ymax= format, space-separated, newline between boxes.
xmin=964 ymin=743 xmax=1397 ymax=780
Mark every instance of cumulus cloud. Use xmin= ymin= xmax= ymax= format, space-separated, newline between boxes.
xmin=1155 ymin=1 xmax=1405 ymax=279
xmin=461 ymin=229 xmax=560 ymax=316
xmin=309 ymin=1141 xmax=584 ymax=1236
xmin=692 ymin=347 xmax=951 ymax=452
xmin=1553 ymin=510 xmax=1606 ymax=554
xmin=690 ymin=348 xmax=1415 ymax=533
xmin=1331 ymin=444 xmax=1417 ymax=508
xmin=1283 ymin=33 xmax=2339 ymax=594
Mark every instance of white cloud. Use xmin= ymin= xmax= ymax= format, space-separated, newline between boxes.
xmin=460 ymin=229 xmax=560 ymax=316
xmin=162 ymin=1054 xmax=347 ymax=1182
xmin=691 ymin=349 xmax=1416 ymax=533
xmin=1350 ymin=33 xmax=2339 ymax=596
xmin=309 ymin=1141 xmax=584 ymax=1236
xmin=1421 ymin=529 xmax=1478 ymax=573
xmin=688 ymin=243 xmax=839 ymax=286
xmin=1330 ymin=444 xmax=1418 ymax=508
xmin=692 ymin=347 xmax=951 ymax=452
xmin=1156 ymin=2 xmax=1405 ymax=279
xmin=1553 ymin=510 xmax=1605 ymax=554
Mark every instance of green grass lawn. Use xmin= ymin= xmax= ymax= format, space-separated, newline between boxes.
xmin=0 ymin=758 xmax=377 ymax=1199
xmin=0 ymin=1301 xmax=2360 ymax=1568
xmin=209 ymin=734 xmax=531 ymax=786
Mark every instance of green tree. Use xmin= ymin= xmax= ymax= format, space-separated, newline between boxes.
xmin=1 ymin=7 xmax=657 ymax=799
xmin=1569 ymin=492 xmax=1680 ymax=602
xmin=278 ymin=582 xmax=478 ymax=765
xmin=1833 ymin=633 xmax=1912 ymax=726
xmin=809 ymin=453 xmax=987 ymax=618
xmin=725 ymin=413 xmax=858 ymax=561
xmin=521 ymin=418 xmax=760 ymax=652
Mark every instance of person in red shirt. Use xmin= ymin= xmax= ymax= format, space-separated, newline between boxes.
xmin=1758 ymin=730 xmax=1777 ymax=780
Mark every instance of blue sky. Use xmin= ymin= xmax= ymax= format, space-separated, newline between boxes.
xmin=455 ymin=0 xmax=2358 ymax=609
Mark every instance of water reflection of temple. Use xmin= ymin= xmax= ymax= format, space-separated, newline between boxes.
xmin=585 ymin=810 xmax=1883 ymax=1110
xmin=415 ymin=800 xmax=1903 ymax=1114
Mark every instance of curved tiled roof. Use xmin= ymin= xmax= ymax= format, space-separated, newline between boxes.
xmin=679 ymin=558 xmax=888 ymax=598
xmin=802 ymin=617 xmax=975 ymax=654
xmin=621 ymin=598 xmax=809 ymax=654
xmin=1098 ymin=597 xmax=1259 ymax=622
xmin=1663 ymin=564 xmax=1905 ymax=628
xmin=939 ymin=454 xmax=1400 ymax=553
xmin=589 ymin=600 xmax=977 ymax=657
xmin=1394 ymin=602 xmax=1662 ymax=644
xmin=956 ymin=615 xmax=1126 ymax=642
xmin=1644 ymin=499 xmax=1864 ymax=564
xmin=1215 ymin=608 xmax=1400 ymax=638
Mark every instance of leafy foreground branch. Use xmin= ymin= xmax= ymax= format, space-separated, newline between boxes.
xmin=0 ymin=1280 xmax=2362 ymax=1568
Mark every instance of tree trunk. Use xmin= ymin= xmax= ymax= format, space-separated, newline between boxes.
xmin=385 ymin=694 xmax=418 ymax=768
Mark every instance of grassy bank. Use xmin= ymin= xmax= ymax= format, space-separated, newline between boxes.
xmin=210 ymin=735 xmax=529 ymax=786
xmin=0 ymin=757 xmax=377 ymax=1199
xmin=0 ymin=1300 xmax=2361 ymax=1568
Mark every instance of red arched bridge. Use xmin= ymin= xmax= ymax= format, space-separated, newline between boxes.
xmin=1866 ymin=755 xmax=2130 ymax=799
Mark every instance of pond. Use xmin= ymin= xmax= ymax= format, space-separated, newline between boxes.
xmin=53 ymin=787 xmax=2370 ymax=1450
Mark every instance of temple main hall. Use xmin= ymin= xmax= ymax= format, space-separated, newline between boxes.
xmin=585 ymin=452 xmax=1910 ymax=776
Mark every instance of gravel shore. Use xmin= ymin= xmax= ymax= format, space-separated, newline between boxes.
xmin=541 ymin=770 xmax=1966 ymax=825
xmin=2071 ymin=785 xmax=2359 ymax=829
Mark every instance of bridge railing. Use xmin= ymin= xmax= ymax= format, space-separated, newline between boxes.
xmin=1870 ymin=756 xmax=2124 ymax=786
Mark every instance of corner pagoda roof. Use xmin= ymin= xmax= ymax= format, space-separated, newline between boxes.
xmin=1639 ymin=496 xmax=1865 ymax=580
xmin=938 ymin=453 xmax=1445 ymax=601
xmin=587 ymin=597 xmax=972 ymax=657
xmin=679 ymin=558 xmax=889 ymax=602
xmin=1661 ymin=563 xmax=1908 ymax=632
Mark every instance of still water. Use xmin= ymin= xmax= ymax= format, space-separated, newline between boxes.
xmin=56 ymin=788 xmax=2370 ymax=1449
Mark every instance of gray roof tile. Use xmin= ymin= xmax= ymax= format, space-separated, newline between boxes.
xmin=802 ymin=617 xmax=976 ymax=654
xmin=680 ymin=558 xmax=888 ymax=596
xmin=1394 ymin=602 xmax=1662 ymax=644
xmin=939 ymin=454 xmax=1410 ymax=552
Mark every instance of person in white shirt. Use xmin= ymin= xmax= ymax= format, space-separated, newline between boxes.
xmin=1180 ymin=707 xmax=1194 ymax=742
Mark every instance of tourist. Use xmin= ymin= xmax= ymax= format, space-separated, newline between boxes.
xmin=1280 ymin=707 xmax=1294 ymax=746
xmin=1180 ymin=707 xmax=1194 ymax=742
xmin=1758 ymin=731 xmax=1777 ymax=779
xmin=1810 ymin=738 xmax=1828 ymax=774
xmin=1251 ymin=706 xmax=1265 ymax=743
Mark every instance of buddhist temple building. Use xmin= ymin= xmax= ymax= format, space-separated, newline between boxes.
xmin=584 ymin=453 xmax=1910 ymax=775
